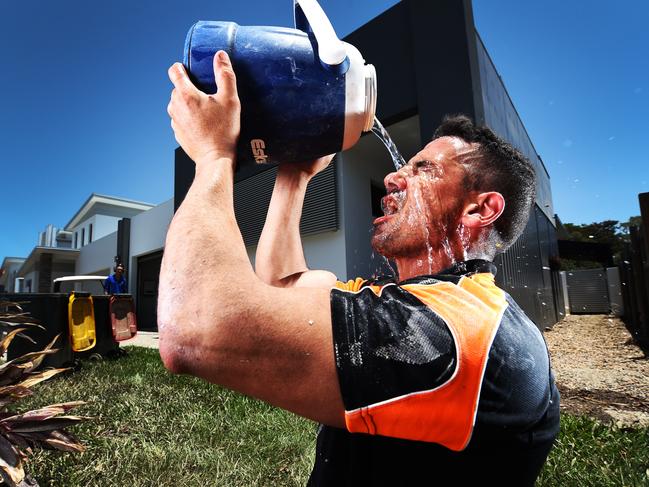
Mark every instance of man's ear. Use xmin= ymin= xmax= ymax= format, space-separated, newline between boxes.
xmin=460 ymin=192 xmax=505 ymax=228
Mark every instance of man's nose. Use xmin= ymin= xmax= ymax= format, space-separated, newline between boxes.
xmin=384 ymin=170 xmax=408 ymax=193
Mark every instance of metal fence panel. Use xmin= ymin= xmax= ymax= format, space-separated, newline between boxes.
xmin=607 ymin=267 xmax=624 ymax=316
xmin=566 ymin=269 xmax=610 ymax=314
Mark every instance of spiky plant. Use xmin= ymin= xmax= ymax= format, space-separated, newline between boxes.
xmin=0 ymin=301 xmax=88 ymax=487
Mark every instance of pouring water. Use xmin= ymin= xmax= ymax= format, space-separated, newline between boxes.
xmin=371 ymin=117 xmax=406 ymax=170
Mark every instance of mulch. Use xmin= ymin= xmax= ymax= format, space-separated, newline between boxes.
xmin=544 ymin=314 xmax=649 ymax=427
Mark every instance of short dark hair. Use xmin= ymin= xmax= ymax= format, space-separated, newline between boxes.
xmin=114 ymin=264 xmax=125 ymax=272
xmin=433 ymin=115 xmax=536 ymax=250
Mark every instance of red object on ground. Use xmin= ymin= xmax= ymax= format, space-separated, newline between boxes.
xmin=109 ymin=295 xmax=138 ymax=341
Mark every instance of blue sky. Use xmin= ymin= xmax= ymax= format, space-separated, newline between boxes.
xmin=1 ymin=0 xmax=647 ymax=259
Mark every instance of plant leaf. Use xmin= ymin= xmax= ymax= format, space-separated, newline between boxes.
xmin=15 ymin=368 xmax=67 ymax=389
xmin=0 ymin=386 xmax=33 ymax=408
xmin=0 ymin=349 xmax=59 ymax=372
xmin=2 ymin=434 xmax=29 ymax=453
xmin=27 ymin=335 xmax=61 ymax=371
xmin=0 ymin=329 xmax=28 ymax=358
xmin=2 ymin=406 xmax=66 ymax=424
xmin=0 ymin=434 xmax=21 ymax=469
xmin=0 ymin=364 xmax=33 ymax=388
xmin=5 ymin=416 xmax=88 ymax=433
xmin=40 ymin=401 xmax=86 ymax=412
xmin=0 ymin=453 xmax=24 ymax=486
xmin=39 ymin=430 xmax=86 ymax=453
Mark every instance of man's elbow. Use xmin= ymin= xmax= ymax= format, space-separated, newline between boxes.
xmin=158 ymin=330 xmax=182 ymax=375
xmin=157 ymin=311 xmax=192 ymax=375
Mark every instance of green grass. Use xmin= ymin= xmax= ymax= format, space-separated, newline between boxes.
xmin=538 ymin=415 xmax=649 ymax=486
xmin=17 ymin=347 xmax=649 ymax=486
xmin=20 ymin=347 xmax=316 ymax=486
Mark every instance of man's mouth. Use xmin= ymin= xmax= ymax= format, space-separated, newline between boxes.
xmin=374 ymin=189 xmax=406 ymax=225
xmin=382 ymin=190 xmax=406 ymax=215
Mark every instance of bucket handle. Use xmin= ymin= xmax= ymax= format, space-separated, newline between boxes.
xmin=294 ymin=0 xmax=348 ymax=70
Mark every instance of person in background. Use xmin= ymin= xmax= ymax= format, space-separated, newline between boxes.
xmin=104 ymin=264 xmax=128 ymax=295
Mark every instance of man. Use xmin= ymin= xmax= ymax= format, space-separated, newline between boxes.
xmin=161 ymin=51 xmax=559 ymax=486
xmin=103 ymin=264 xmax=128 ymax=295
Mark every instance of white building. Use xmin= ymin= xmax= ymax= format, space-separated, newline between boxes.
xmin=0 ymin=257 xmax=26 ymax=293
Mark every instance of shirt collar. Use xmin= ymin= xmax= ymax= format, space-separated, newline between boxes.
xmin=439 ymin=259 xmax=497 ymax=277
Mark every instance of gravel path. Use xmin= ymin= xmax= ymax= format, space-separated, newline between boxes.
xmin=544 ymin=314 xmax=649 ymax=427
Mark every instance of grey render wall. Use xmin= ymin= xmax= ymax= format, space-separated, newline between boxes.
xmin=22 ymin=271 xmax=37 ymax=293
xmin=0 ymin=260 xmax=25 ymax=293
xmin=246 ymin=230 xmax=347 ymax=281
xmin=242 ymin=163 xmax=347 ymax=280
xmin=51 ymin=261 xmax=76 ymax=288
xmin=494 ymin=208 xmax=562 ymax=329
xmin=76 ymin=232 xmax=117 ymax=276
xmin=128 ymin=198 xmax=174 ymax=294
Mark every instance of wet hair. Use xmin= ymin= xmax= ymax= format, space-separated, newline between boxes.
xmin=433 ymin=115 xmax=536 ymax=251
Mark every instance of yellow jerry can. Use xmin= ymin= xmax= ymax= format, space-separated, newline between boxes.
xmin=68 ymin=292 xmax=96 ymax=352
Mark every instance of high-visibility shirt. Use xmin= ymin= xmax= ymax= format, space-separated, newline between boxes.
xmin=308 ymin=259 xmax=560 ymax=487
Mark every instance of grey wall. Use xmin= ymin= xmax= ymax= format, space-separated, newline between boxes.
xmin=128 ymin=198 xmax=174 ymax=295
xmin=0 ymin=260 xmax=25 ymax=293
xmin=247 ymin=230 xmax=347 ymax=281
xmin=494 ymin=207 xmax=561 ymax=328
xmin=76 ymin=232 xmax=117 ymax=276
xmin=344 ymin=0 xmax=481 ymax=139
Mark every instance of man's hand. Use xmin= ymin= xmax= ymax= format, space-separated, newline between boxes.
xmin=167 ymin=50 xmax=241 ymax=166
xmin=280 ymin=154 xmax=335 ymax=180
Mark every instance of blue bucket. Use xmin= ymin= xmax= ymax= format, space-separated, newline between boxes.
xmin=183 ymin=0 xmax=376 ymax=167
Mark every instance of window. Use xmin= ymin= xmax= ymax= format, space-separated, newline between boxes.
xmin=89 ymin=223 xmax=93 ymax=243
xmin=81 ymin=228 xmax=85 ymax=247
xmin=74 ymin=232 xmax=78 ymax=249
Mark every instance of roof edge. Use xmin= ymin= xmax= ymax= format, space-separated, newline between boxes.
xmin=64 ymin=193 xmax=155 ymax=230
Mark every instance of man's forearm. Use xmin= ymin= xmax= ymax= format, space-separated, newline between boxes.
xmin=158 ymin=159 xmax=257 ymax=347
xmin=255 ymin=167 xmax=311 ymax=285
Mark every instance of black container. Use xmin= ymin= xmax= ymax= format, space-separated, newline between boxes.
xmin=2 ymin=293 xmax=121 ymax=369
xmin=3 ymin=293 xmax=74 ymax=368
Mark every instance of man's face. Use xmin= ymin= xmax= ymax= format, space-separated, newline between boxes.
xmin=371 ymin=136 xmax=479 ymax=259
xmin=115 ymin=266 xmax=124 ymax=277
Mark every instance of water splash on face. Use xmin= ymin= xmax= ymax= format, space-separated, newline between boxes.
xmin=411 ymin=184 xmax=435 ymax=274
xmin=371 ymin=117 xmax=406 ymax=170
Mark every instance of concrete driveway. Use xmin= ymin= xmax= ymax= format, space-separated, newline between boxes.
xmin=123 ymin=331 xmax=159 ymax=349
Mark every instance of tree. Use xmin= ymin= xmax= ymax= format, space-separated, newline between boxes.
xmin=560 ymin=216 xmax=641 ymax=268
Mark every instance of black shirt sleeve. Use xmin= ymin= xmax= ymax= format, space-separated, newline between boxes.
xmin=330 ymin=283 xmax=457 ymax=411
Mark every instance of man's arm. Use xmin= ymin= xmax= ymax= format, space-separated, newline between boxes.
xmin=160 ymin=52 xmax=345 ymax=427
xmin=255 ymin=160 xmax=337 ymax=288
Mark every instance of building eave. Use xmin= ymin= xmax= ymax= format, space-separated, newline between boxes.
xmin=17 ymin=247 xmax=80 ymax=276
xmin=64 ymin=193 xmax=155 ymax=231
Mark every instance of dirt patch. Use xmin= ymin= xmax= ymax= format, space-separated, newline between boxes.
xmin=544 ymin=314 xmax=649 ymax=428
